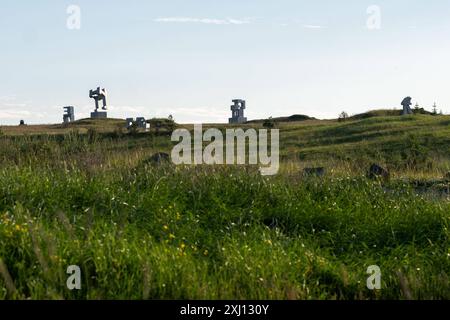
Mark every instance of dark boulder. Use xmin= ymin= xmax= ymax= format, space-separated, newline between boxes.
xmin=444 ymin=172 xmax=450 ymax=182
xmin=303 ymin=167 xmax=325 ymax=177
xmin=368 ymin=164 xmax=390 ymax=181
xmin=146 ymin=152 xmax=171 ymax=165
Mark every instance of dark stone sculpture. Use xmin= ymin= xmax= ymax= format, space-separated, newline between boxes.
xmin=401 ymin=97 xmax=413 ymax=115
xmin=90 ymin=87 xmax=108 ymax=119
xmin=303 ymin=167 xmax=325 ymax=177
xmin=229 ymin=99 xmax=247 ymax=124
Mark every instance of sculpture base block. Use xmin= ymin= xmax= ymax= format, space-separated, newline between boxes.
xmin=91 ymin=112 xmax=108 ymax=119
xmin=229 ymin=117 xmax=247 ymax=124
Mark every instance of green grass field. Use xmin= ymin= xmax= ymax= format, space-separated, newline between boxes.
xmin=0 ymin=112 xmax=449 ymax=299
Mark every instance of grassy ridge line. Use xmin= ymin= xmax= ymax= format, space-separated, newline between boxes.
xmin=3 ymin=114 xmax=450 ymax=176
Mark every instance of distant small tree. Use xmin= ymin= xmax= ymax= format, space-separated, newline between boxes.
xmin=338 ymin=111 xmax=349 ymax=122
xmin=263 ymin=117 xmax=275 ymax=129
xmin=440 ymin=110 xmax=444 ymax=115
xmin=166 ymin=119 xmax=176 ymax=133
xmin=432 ymin=103 xmax=438 ymax=115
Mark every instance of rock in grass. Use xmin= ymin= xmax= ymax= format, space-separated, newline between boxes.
xmin=444 ymin=172 xmax=450 ymax=181
xmin=368 ymin=164 xmax=390 ymax=181
xmin=145 ymin=152 xmax=171 ymax=165
xmin=303 ymin=167 xmax=325 ymax=177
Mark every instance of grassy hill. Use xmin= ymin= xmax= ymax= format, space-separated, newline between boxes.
xmin=278 ymin=114 xmax=450 ymax=176
xmin=0 ymin=111 xmax=449 ymax=300
xmin=0 ymin=118 xmax=126 ymax=136
xmin=246 ymin=114 xmax=316 ymax=124
xmin=347 ymin=108 xmax=433 ymax=120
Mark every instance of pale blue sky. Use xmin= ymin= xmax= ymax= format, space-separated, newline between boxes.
xmin=1 ymin=0 xmax=450 ymax=124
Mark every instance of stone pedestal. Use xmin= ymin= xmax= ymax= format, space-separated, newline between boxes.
xmin=91 ymin=112 xmax=108 ymax=119
xmin=229 ymin=117 xmax=247 ymax=124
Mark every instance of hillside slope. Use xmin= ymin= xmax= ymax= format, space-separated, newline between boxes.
xmin=1 ymin=112 xmax=449 ymax=175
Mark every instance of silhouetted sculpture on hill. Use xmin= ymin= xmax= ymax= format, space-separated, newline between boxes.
xmin=229 ymin=99 xmax=247 ymax=124
xmin=401 ymin=97 xmax=413 ymax=115
xmin=89 ymin=87 xmax=108 ymax=119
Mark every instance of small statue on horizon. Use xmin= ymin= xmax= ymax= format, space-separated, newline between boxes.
xmin=89 ymin=87 xmax=108 ymax=119
xmin=229 ymin=99 xmax=247 ymax=124
xmin=89 ymin=87 xmax=108 ymax=112
xmin=401 ymin=97 xmax=413 ymax=115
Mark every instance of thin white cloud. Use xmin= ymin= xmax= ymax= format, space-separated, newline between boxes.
xmin=3 ymin=102 xmax=29 ymax=108
xmin=303 ymin=24 xmax=326 ymax=29
xmin=104 ymin=105 xmax=229 ymax=123
xmin=0 ymin=109 xmax=44 ymax=120
xmin=156 ymin=107 xmax=229 ymax=123
xmin=0 ymin=95 xmax=37 ymax=121
xmin=154 ymin=17 xmax=251 ymax=25
xmin=108 ymin=105 xmax=148 ymax=113
xmin=0 ymin=95 xmax=17 ymax=102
